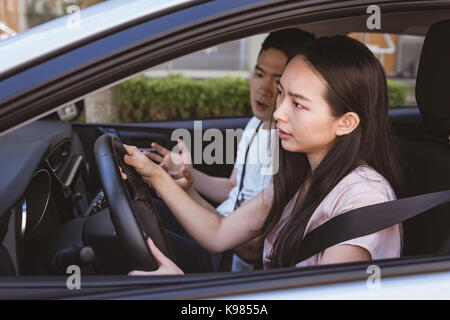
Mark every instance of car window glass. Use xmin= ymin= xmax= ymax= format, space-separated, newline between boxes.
xmin=72 ymin=32 xmax=425 ymax=124
xmin=349 ymin=32 xmax=424 ymax=108
xmin=76 ymin=35 xmax=267 ymax=124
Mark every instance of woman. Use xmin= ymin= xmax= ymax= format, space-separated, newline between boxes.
xmin=124 ymin=35 xmax=404 ymax=275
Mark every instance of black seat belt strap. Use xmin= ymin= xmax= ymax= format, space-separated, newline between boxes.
xmin=219 ymin=120 xmax=263 ymax=271
xmin=233 ymin=120 xmax=263 ymax=210
xmin=295 ymin=189 xmax=450 ymax=264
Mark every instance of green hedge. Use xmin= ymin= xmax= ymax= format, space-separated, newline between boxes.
xmin=387 ymin=79 xmax=408 ymax=108
xmin=117 ymin=75 xmax=251 ymax=122
xmin=116 ymin=75 xmax=410 ymax=122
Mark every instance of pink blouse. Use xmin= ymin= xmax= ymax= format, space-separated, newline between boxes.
xmin=263 ymin=165 xmax=402 ymax=269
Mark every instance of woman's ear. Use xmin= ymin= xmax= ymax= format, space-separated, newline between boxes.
xmin=335 ymin=112 xmax=360 ymax=136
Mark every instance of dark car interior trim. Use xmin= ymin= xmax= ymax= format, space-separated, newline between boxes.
xmin=1 ymin=253 xmax=449 ymax=299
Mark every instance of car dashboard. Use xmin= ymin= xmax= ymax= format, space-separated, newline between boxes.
xmin=0 ymin=120 xmax=93 ymax=276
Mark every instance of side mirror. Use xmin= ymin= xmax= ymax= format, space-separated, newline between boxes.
xmin=57 ymin=100 xmax=84 ymax=121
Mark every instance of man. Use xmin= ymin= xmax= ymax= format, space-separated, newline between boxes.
xmin=146 ymin=29 xmax=315 ymax=272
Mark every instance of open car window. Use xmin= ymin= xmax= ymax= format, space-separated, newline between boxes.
xmin=71 ymin=31 xmax=424 ymax=125
xmin=349 ymin=32 xmax=424 ymax=108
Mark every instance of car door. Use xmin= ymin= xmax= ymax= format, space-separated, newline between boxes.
xmin=71 ymin=116 xmax=251 ymax=196
xmin=1 ymin=0 xmax=450 ymax=301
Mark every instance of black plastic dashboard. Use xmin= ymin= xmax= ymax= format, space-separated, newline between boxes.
xmin=0 ymin=119 xmax=98 ymax=276
xmin=0 ymin=119 xmax=92 ymax=251
xmin=0 ymin=120 xmax=73 ymax=218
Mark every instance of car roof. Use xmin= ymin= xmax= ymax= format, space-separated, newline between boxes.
xmin=0 ymin=0 xmax=196 ymax=77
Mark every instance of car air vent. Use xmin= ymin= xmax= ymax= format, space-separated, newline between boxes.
xmin=20 ymin=169 xmax=51 ymax=239
xmin=45 ymin=139 xmax=71 ymax=175
xmin=59 ymin=154 xmax=84 ymax=189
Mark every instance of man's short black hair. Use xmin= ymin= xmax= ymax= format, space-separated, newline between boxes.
xmin=259 ymin=28 xmax=315 ymax=59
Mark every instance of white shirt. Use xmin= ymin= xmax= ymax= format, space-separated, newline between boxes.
xmin=215 ymin=117 xmax=278 ymax=271
xmin=216 ymin=117 xmax=276 ymax=216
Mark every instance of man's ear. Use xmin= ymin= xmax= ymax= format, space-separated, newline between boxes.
xmin=335 ymin=112 xmax=360 ymax=136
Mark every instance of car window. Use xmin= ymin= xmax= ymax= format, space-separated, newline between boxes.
xmin=76 ymin=35 xmax=269 ymax=124
xmin=349 ymin=32 xmax=425 ymax=108
xmin=72 ymin=31 xmax=425 ymax=124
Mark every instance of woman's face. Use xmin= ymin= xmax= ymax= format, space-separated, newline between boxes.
xmin=273 ymin=56 xmax=341 ymax=168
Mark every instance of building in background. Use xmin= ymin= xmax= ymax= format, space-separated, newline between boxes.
xmin=150 ymin=31 xmax=422 ymax=106
xmin=149 ymin=34 xmax=266 ymax=80
xmin=350 ymin=32 xmax=424 ymax=105
xmin=350 ymin=32 xmax=424 ymax=79
xmin=0 ymin=0 xmax=27 ymax=39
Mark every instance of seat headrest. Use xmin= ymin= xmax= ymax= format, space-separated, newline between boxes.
xmin=415 ymin=19 xmax=450 ymax=136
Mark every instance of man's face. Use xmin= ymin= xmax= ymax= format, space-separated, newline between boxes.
xmin=250 ymin=48 xmax=288 ymax=123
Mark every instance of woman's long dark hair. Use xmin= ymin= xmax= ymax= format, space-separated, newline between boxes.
xmin=262 ymin=36 xmax=404 ymax=268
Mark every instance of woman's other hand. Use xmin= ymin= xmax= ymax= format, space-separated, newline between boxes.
xmin=144 ymin=140 xmax=193 ymax=177
xmin=128 ymin=238 xmax=184 ymax=276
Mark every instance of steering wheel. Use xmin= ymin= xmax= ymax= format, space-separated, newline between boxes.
xmin=94 ymin=134 xmax=176 ymax=272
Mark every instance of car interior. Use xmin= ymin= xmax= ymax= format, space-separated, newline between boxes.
xmin=0 ymin=7 xmax=449 ymax=279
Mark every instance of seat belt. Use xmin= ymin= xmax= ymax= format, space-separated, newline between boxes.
xmin=219 ymin=120 xmax=263 ymax=271
xmin=295 ymin=189 xmax=450 ymax=264
xmin=233 ymin=120 xmax=263 ymax=210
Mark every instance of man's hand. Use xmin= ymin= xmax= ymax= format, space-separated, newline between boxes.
xmin=145 ymin=140 xmax=192 ymax=176
xmin=128 ymin=238 xmax=184 ymax=276
xmin=170 ymin=165 xmax=194 ymax=192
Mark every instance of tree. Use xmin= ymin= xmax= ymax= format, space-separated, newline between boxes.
xmin=84 ymin=87 xmax=119 ymax=123
xmin=74 ymin=0 xmax=119 ymax=123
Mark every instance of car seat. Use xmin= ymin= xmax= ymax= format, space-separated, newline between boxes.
xmin=396 ymin=19 xmax=450 ymax=256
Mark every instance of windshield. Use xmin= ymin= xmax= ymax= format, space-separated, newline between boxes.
xmin=0 ymin=0 xmax=103 ymax=41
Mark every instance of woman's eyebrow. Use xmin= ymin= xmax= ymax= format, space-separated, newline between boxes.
xmin=288 ymin=91 xmax=312 ymax=103
xmin=277 ymin=81 xmax=312 ymax=103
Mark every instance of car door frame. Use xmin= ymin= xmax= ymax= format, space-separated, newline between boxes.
xmin=1 ymin=0 xmax=450 ymax=299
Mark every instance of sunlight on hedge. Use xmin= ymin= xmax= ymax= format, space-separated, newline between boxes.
xmin=387 ymin=79 xmax=408 ymax=108
xmin=116 ymin=75 xmax=409 ymax=122
xmin=117 ymin=75 xmax=251 ymax=122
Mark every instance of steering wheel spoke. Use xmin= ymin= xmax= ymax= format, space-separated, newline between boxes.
xmin=94 ymin=134 xmax=176 ymax=273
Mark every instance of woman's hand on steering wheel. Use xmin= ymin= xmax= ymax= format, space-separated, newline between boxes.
xmin=123 ymin=144 xmax=166 ymax=186
xmin=128 ymin=238 xmax=184 ymax=276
